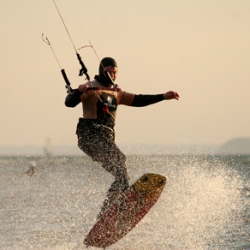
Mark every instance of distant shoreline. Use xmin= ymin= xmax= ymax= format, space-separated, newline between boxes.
xmin=0 ymin=144 xmax=225 ymax=156
xmin=1 ymin=138 xmax=250 ymax=156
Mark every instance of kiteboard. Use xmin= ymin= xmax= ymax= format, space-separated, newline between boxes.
xmin=84 ymin=173 xmax=166 ymax=249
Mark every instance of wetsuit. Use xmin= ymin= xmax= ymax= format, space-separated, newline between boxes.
xmin=65 ymin=79 xmax=165 ymax=218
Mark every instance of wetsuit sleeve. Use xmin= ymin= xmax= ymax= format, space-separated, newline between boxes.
xmin=65 ymin=89 xmax=82 ymax=107
xmin=118 ymin=91 xmax=135 ymax=106
xmin=131 ymin=94 xmax=165 ymax=107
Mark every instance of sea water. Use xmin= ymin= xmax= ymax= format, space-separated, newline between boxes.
xmin=0 ymin=154 xmax=250 ymax=249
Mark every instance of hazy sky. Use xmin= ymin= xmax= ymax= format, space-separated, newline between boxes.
xmin=1 ymin=0 xmax=250 ymax=147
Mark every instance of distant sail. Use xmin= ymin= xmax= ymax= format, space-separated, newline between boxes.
xmin=44 ymin=138 xmax=53 ymax=156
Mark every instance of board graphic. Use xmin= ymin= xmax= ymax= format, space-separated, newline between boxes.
xmin=84 ymin=173 xmax=166 ymax=248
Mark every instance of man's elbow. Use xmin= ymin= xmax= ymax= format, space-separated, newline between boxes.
xmin=64 ymin=97 xmax=79 ymax=108
xmin=65 ymin=100 xmax=74 ymax=107
xmin=64 ymin=91 xmax=82 ymax=107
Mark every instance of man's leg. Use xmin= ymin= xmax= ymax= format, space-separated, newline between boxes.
xmin=77 ymin=124 xmax=130 ymax=218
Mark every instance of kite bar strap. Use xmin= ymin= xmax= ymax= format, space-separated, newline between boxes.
xmin=77 ymin=53 xmax=90 ymax=81
xmin=61 ymin=69 xmax=73 ymax=93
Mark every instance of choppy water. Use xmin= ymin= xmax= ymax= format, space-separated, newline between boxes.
xmin=1 ymin=154 xmax=250 ymax=249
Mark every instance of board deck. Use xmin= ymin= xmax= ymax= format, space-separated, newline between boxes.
xmin=84 ymin=173 xmax=166 ymax=248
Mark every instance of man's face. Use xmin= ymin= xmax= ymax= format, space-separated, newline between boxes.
xmin=103 ymin=66 xmax=118 ymax=81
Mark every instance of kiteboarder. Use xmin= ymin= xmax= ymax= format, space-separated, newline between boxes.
xmin=65 ymin=57 xmax=179 ymax=219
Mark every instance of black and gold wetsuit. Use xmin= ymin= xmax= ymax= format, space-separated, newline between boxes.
xmin=65 ymin=79 xmax=164 ymax=218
